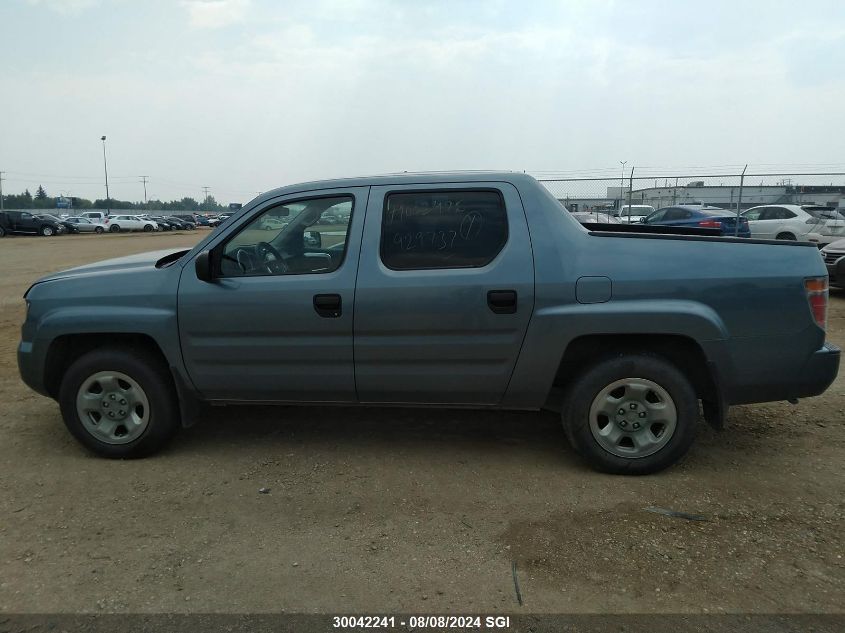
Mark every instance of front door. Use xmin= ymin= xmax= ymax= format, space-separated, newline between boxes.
xmin=178 ymin=187 xmax=368 ymax=402
xmin=353 ymin=183 xmax=535 ymax=405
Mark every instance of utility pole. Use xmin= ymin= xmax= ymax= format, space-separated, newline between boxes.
xmin=139 ymin=176 xmax=148 ymax=204
xmin=202 ymin=186 xmax=210 ymax=211
xmin=100 ymin=136 xmax=110 ymax=210
xmin=0 ymin=171 xmax=4 ymax=211
xmin=619 ymin=160 xmax=627 ymax=215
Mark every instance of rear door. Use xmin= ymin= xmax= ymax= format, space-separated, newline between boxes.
xmin=353 ymin=183 xmax=534 ymax=405
xmin=14 ymin=212 xmax=38 ymax=233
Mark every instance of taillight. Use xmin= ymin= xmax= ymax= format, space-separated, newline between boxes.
xmin=698 ymin=220 xmax=722 ymax=228
xmin=805 ymin=277 xmax=828 ymax=331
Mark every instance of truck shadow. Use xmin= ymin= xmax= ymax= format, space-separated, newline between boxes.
xmin=174 ymin=404 xmax=570 ymax=461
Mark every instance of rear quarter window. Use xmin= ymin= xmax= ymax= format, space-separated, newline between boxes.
xmin=380 ymin=190 xmax=508 ymax=270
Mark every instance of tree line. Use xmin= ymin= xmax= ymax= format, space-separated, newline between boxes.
xmin=1 ymin=185 xmax=235 ymax=213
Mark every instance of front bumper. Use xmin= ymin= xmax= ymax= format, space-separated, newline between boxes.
xmin=825 ymin=255 xmax=845 ymax=288
xmin=17 ymin=339 xmax=49 ymax=397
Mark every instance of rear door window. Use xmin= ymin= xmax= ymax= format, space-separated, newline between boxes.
xmin=380 ymin=190 xmax=508 ymax=270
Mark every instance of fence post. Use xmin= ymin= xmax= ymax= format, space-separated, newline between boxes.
xmin=627 ymin=167 xmax=635 ymax=223
xmin=734 ymin=164 xmax=747 ymax=236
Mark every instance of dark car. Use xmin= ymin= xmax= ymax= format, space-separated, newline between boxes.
xmin=193 ymin=215 xmax=211 ymax=227
xmin=148 ymin=216 xmax=175 ymax=231
xmin=643 ymin=205 xmax=751 ymax=238
xmin=35 ymin=213 xmax=76 ymax=234
xmin=820 ymin=238 xmax=845 ymax=288
xmin=172 ymin=214 xmax=199 ymax=228
xmin=0 ymin=211 xmax=65 ymax=237
xmin=165 ymin=216 xmax=195 ymax=230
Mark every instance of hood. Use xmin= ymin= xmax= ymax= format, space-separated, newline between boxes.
xmin=822 ymin=237 xmax=845 ymax=251
xmin=33 ymin=248 xmax=190 ymax=284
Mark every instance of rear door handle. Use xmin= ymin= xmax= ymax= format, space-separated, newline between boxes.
xmin=487 ymin=290 xmax=517 ymax=314
xmin=313 ymin=293 xmax=342 ymax=318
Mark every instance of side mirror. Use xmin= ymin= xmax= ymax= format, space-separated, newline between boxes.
xmin=304 ymin=231 xmax=322 ymax=248
xmin=195 ymin=250 xmax=215 ymax=283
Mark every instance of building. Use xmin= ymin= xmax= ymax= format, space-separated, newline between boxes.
xmin=626 ymin=183 xmax=845 ymax=211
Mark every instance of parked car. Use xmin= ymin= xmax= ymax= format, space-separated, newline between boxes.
xmin=193 ymin=215 xmax=211 ymax=227
xmin=64 ymin=216 xmax=108 ymax=233
xmin=570 ymin=211 xmax=621 ymax=224
xmin=820 ymin=238 xmax=845 ymax=288
xmin=81 ymin=211 xmax=109 ymax=223
xmin=17 ymin=172 xmax=838 ymax=474
xmin=742 ymin=204 xmax=845 ymax=244
xmin=172 ymin=214 xmax=200 ymax=228
xmin=212 ymin=213 xmax=234 ymax=228
xmin=207 ymin=216 xmax=222 ymax=227
xmin=0 ymin=210 xmax=65 ymax=237
xmin=614 ymin=204 xmax=655 ymax=223
xmin=104 ymin=215 xmax=158 ymax=233
xmin=260 ymin=216 xmax=288 ymax=231
xmin=165 ymin=216 xmax=195 ymax=230
xmin=643 ymin=205 xmax=751 ymax=237
xmin=150 ymin=215 xmax=177 ymax=231
xmin=34 ymin=213 xmax=75 ymax=234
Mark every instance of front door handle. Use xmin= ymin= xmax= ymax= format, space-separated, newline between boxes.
xmin=314 ymin=293 xmax=342 ymax=318
xmin=487 ymin=290 xmax=517 ymax=314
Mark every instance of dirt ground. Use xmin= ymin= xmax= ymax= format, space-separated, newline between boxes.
xmin=0 ymin=231 xmax=843 ymax=615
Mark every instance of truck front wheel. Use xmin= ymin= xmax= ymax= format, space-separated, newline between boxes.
xmin=562 ymin=353 xmax=698 ymax=475
xmin=58 ymin=348 xmax=180 ymax=458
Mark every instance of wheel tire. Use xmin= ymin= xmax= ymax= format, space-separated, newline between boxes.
xmin=41 ymin=225 xmax=54 ymax=237
xmin=776 ymin=232 xmax=796 ymax=240
xmin=0 ymin=226 xmax=6 ymax=237
xmin=110 ymin=224 xmax=121 ymax=233
xmin=143 ymin=224 xmax=153 ymax=232
xmin=562 ymin=353 xmax=698 ymax=475
xmin=95 ymin=226 xmax=104 ymax=234
xmin=58 ymin=347 xmax=180 ymax=458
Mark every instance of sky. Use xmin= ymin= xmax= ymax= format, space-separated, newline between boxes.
xmin=1 ymin=0 xmax=844 ymax=204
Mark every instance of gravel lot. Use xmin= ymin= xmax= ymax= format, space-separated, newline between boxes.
xmin=0 ymin=232 xmax=843 ymax=614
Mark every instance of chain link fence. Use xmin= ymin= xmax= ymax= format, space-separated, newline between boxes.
xmin=537 ymin=173 xmax=845 ymax=216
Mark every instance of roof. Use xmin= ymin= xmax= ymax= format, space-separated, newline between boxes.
xmin=252 ymin=171 xmax=535 ymax=204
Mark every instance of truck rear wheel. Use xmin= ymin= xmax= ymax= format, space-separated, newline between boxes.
xmin=58 ymin=348 xmax=180 ymax=458
xmin=561 ymin=353 xmax=698 ymax=475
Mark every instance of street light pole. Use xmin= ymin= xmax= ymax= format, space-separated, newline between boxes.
xmin=619 ymin=160 xmax=627 ymax=220
xmin=101 ymin=136 xmax=110 ymax=211
xmin=140 ymin=176 xmax=148 ymax=204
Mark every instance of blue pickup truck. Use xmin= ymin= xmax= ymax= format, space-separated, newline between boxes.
xmin=17 ymin=172 xmax=840 ymax=474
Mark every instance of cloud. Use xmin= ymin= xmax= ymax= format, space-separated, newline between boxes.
xmin=25 ymin=0 xmax=99 ymax=13
xmin=182 ymin=0 xmax=250 ymax=29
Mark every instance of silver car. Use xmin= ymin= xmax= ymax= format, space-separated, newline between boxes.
xmin=65 ymin=216 xmax=107 ymax=234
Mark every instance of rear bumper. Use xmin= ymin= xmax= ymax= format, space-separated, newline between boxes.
xmin=793 ymin=342 xmax=840 ymax=399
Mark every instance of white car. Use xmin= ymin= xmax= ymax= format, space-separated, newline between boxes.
xmin=614 ymin=204 xmax=655 ymax=223
xmin=741 ymin=204 xmax=845 ymax=244
xmin=570 ymin=211 xmax=621 ymax=224
xmin=104 ymin=215 xmax=158 ymax=233
xmin=81 ymin=211 xmax=109 ymax=223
